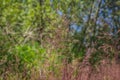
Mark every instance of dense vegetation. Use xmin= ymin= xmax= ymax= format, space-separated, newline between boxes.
xmin=0 ymin=0 xmax=120 ymax=80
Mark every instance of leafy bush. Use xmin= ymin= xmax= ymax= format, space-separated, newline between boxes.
xmin=15 ymin=42 xmax=46 ymax=69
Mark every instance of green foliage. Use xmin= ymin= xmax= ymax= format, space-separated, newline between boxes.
xmin=0 ymin=0 xmax=120 ymax=79
xmin=89 ymin=52 xmax=102 ymax=66
xmin=15 ymin=43 xmax=46 ymax=68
